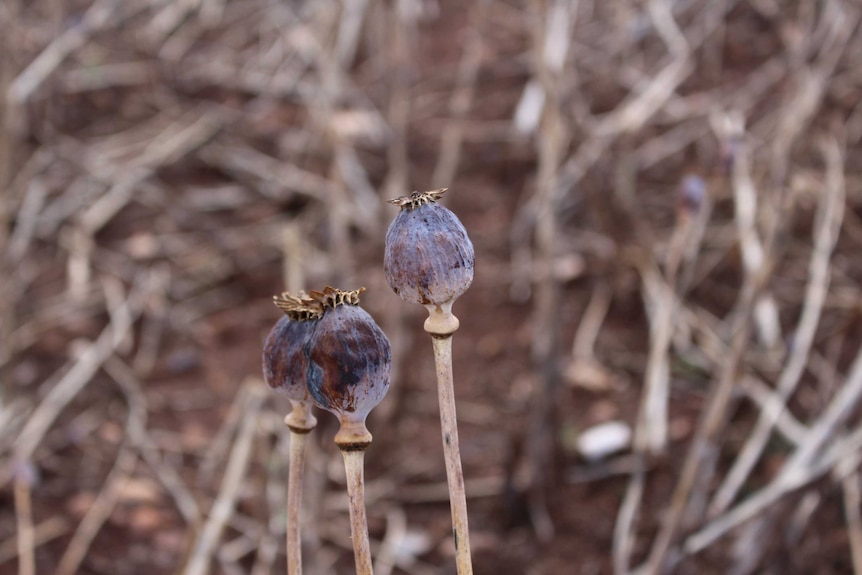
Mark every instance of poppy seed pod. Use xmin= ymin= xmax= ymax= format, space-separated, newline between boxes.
xmin=263 ymin=315 xmax=310 ymax=398
xmin=263 ymin=293 xmax=325 ymax=575
xmin=384 ymin=188 xmax=475 ymax=308
xmin=262 ymin=293 xmax=323 ymax=401
xmin=263 ymin=292 xmax=323 ymax=432
xmin=304 ymin=287 xmax=391 ymax=448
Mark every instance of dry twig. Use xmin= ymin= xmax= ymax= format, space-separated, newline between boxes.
xmin=183 ymin=381 xmax=265 ymax=575
xmin=3 ymin=271 xmax=160 ymax=487
xmin=55 ymin=356 xmax=148 ymax=575
xmin=711 ymin=136 xmax=846 ymax=514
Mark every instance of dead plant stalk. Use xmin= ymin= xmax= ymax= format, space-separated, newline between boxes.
xmin=264 ymin=292 xmax=323 ymax=575
xmin=428 ymin=307 xmax=472 ymax=574
xmin=285 ymin=412 xmax=315 ymax=575
xmin=385 ymin=189 xmax=476 ymax=574
xmin=299 ymin=287 xmax=391 ymax=575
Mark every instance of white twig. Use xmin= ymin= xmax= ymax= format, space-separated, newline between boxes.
xmin=686 ymin=422 xmax=862 ymax=554
xmin=778 ymin=141 xmax=850 ymax=474
xmin=431 ymin=0 xmax=488 ymax=188
xmin=737 ymin=376 xmax=808 ymax=446
xmin=0 ymin=517 xmax=68 ymax=564
xmin=722 ymin=111 xmax=782 ymax=348
xmin=335 ymin=0 xmax=369 ymax=69
xmin=7 ymin=178 xmax=47 ymax=262
xmin=614 ymin=466 xmax=645 ymax=574
xmin=8 ymin=0 xmax=118 ymax=105
xmin=711 ymin=136 xmax=845 ymax=513
xmin=637 ymin=260 xmax=674 ymax=454
xmin=373 ymin=507 xmax=408 ymax=575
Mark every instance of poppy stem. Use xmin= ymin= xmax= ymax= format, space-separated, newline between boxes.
xmin=426 ymin=305 xmax=473 ymax=575
xmin=340 ymin=447 xmax=374 ymax=575
xmin=285 ymin=402 xmax=317 ymax=575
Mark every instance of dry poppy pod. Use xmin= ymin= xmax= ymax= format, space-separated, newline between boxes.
xmin=263 ymin=292 xmax=323 ymax=431
xmin=384 ymin=188 xmax=475 ymax=308
xmin=304 ymin=287 xmax=391 ymax=449
xmin=263 ymin=292 xmax=326 ymax=575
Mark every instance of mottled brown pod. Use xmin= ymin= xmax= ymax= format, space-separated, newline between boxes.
xmin=384 ymin=189 xmax=474 ymax=307
xmin=304 ymin=287 xmax=391 ymax=448
xmin=263 ymin=317 xmax=315 ymax=402
xmin=262 ymin=292 xmax=323 ymax=431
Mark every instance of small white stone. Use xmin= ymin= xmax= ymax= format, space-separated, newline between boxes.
xmin=576 ymin=421 xmax=632 ymax=461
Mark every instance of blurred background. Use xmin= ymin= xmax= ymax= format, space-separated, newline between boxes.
xmin=2 ymin=0 xmax=862 ymax=573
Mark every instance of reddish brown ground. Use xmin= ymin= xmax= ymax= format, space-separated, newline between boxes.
xmin=2 ymin=1 xmax=861 ymax=574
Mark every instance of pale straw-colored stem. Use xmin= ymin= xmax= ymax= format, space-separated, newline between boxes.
xmin=340 ymin=448 xmax=373 ymax=575
xmin=284 ymin=402 xmax=317 ymax=575
xmin=286 ymin=430 xmax=309 ymax=575
xmin=426 ymin=303 xmax=473 ymax=575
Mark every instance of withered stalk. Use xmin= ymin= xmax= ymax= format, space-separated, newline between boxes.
xmin=425 ymin=303 xmax=473 ymax=575
xmin=284 ymin=402 xmax=317 ymax=575
xmin=341 ymin=449 xmax=373 ymax=575
xmin=336 ymin=421 xmax=375 ymax=575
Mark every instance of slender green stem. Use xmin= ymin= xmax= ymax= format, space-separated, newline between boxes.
xmin=340 ymin=448 xmax=373 ymax=575
xmin=429 ymin=328 xmax=473 ymax=575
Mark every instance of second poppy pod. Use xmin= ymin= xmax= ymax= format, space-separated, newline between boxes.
xmin=303 ymin=289 xmax=391 ymax=427
xmin=263 ymin=315 xmax=315 ymax=402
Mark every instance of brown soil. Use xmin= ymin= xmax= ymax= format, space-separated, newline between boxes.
xmin=2 ymin=1 xmax=862 ymax=574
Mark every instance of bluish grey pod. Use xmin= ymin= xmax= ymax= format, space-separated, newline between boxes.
xmin=384 ymin=189 xmax=474 ymax=306
xmin=262 ymin=293 xmax=323 ymax=403
xmin=263 ymin=315 xmax=314 ymax=402
xmin=305 ymin=305 xmax=391 ymax=421
xmin=301 ymin=288 xmax=391 ymax=447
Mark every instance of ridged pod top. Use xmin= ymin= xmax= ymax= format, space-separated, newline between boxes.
xmin=303 ymin=288 xmax=391 ymax=428
xmin=384 ymin=189 xmax=474 ymax=306
xmin=271 ymin=286 xmax=364 ymax=319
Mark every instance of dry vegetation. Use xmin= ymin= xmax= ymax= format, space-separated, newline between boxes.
xmin=2 ymin=0 xmax=862 ymax=573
